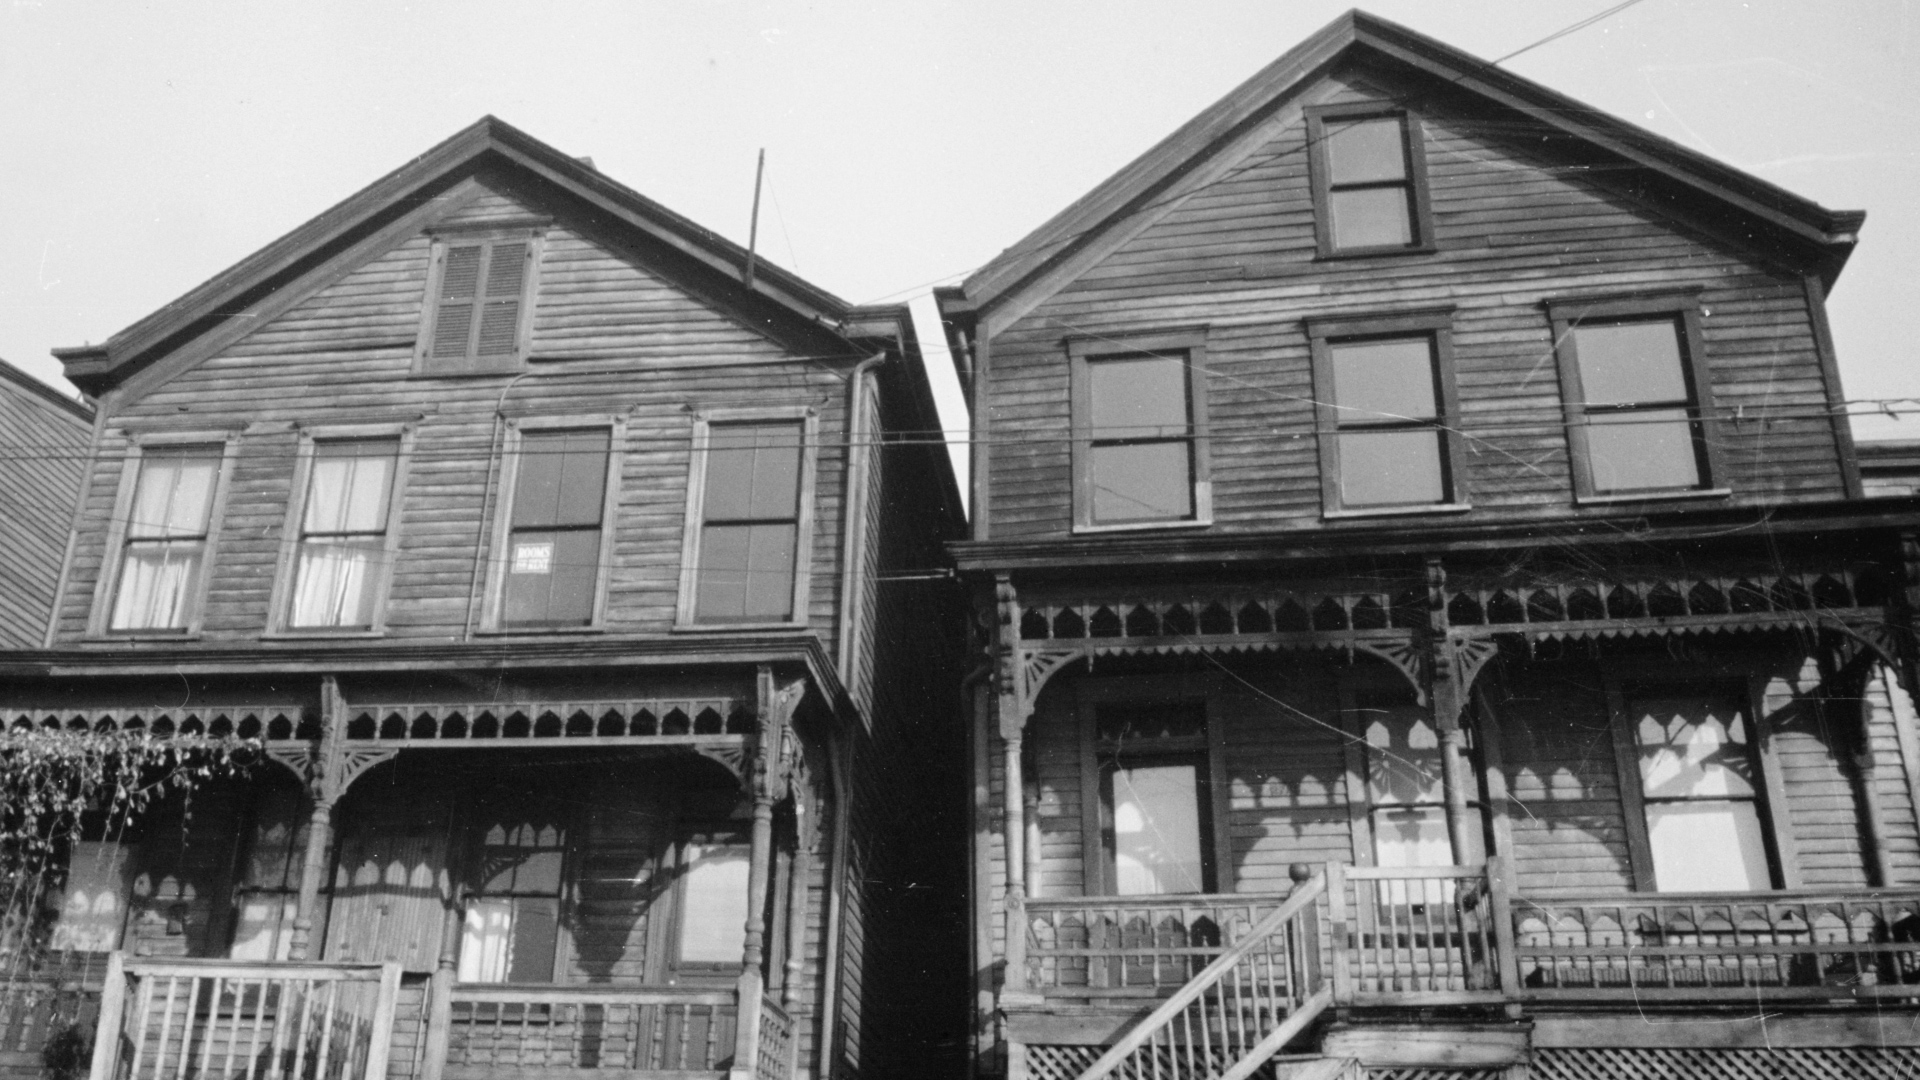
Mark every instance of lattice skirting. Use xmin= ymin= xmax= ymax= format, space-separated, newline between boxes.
xmin=1366 ymin=1069 xmax=1504 ymax=1080
xmin=1025 ymin=1044 xmax=1310 ymax=1080
xmin=1533 ymin=1047 xmax=1920 ymax=1080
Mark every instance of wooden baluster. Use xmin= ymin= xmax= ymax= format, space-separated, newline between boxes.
xmin=172 ymin=977 xmax=200 ymax=1080
xmin=85 ymin=953 xmax=128 ymax=1080
xmin=290 ymin=979 xmax=317 ymax=1080
xmin=212 ymin=977 xmax=238 ymax=1080
xmin=241 ymin=978 xmax=267 ymax=1080
xmin=265 ymin=980 xmax=292 ymax=1080
xmin=313 ymin=980 xmax=339 ymax=1080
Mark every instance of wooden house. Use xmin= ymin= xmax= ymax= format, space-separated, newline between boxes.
xmin=0 ymin=117 xmax=966 ymax=1080
xmin=939 ymin=12 xmax=1920 ymax=1079
xmin=0 ymin=358 xmax=92 ymax=647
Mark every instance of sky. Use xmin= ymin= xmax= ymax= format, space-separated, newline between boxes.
xmin=2 ymin=0 xmax=1915 ymax=440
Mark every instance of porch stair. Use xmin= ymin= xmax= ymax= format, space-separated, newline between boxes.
xmin=1072 ymin=872 xmax=1332 ymax=1080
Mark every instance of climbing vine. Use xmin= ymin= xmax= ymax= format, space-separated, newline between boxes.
xmin=0 ymin=728 xmax=259 ymax=985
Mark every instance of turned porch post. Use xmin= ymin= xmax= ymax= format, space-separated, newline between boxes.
xmin=1427 ymin=560 xmax=1477 ymax=865
xmin=994 ymin=576 xmax=1031 ymax=995
xmin=733 ymin=665 xmax=800 ymax=1080
xmin=289 ymin=676 xmax=345 ymax=961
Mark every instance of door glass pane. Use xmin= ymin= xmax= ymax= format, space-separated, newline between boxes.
xmin=1337 ymin=430 xmax=1445 ymax=506
xmin=1330 ymin=188 xmax=1414 ymax=249
xmin=1365 ymin=708 xmax=1444 ymax=805
xmin=1586 ymin=409 xmax=1700 ymax=492
xmin=677 ymin=843 xmax=750 ymax=964
xmin=508 ymin=897 xmax=560 ymax=983
xmin=1089 ymin=355 xmax=1190 ymax=438
xmin=1091 ymin=442 xmax=1193 ymax=523
xmin=1371 ymin=806 xmax=1453 ymax=869
xmin=1328 ymin=117 xmax=1408 ymax=184
xmin=50 ymin=842 xmax=128 ymax=953
xmin=1331 ymin=338 xmax=1437 ymax=420
xmin=1572 ymin=319 xmax=1688 ymax=405
xmin=1646 ymin=801 xmax=1770 ymax=892
xmin=1110 ymin=763 xmax=1205 ymax=895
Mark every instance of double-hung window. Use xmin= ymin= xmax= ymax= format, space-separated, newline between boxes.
xmin=1308 ymin=310 xmax=1463 ymax=514
xmin=1069 ymin=331 xmax=1211 ymax=530
xmin=415 ymin=227 xmax=544 ymax=376
xmin=677 ymin=411 xmax=815 ymax=626
xmin=1624 ymin=687 xmax=1773 ymax=892
xmin=493 ymin=422 xmax=619 ymax=630
xmin=1308 ymin=104 xmax=1435 ymax=256
xmin=281 ymin=437 xmax=405 ymax=632
xmin=1549 ymin=294 xmax=1721 ymax=499
xmin=102 ymin=441 xmax=231 ymax=633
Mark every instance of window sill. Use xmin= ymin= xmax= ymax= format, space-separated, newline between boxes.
xmin=1315 ymin=244 xmax=1437 ymax=261
xmin=1071 ymin=518 xmax=1213 ymax=535
xmin=1323 ymin=503 xmax=1472 ymax=520
xmin=474 ymin=625 xmax=608 ymax=637
xmin=87 ymin=631 xmax=197 ymax=643
xmin=1576 ymin=488 xmax=1732 ymax=506
xmin=671 ymin=620 xmax=810 ymax=633
xmin=261 ymin=629 xmax=385 ymax=641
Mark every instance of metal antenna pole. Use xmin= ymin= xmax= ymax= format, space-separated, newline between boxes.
xmin=744 ymin=148 xmax=765 ymax=287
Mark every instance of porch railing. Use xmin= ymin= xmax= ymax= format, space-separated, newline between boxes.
xmin=753 ymin=995 xmax=793 ymax=1080
xmin=1025 ymin=893 xmax=1295 ymax=1001
xmin=443 ymin=984 xmax=737 ymax=1076
xmin=86 ymin=954 xmax=403 ymax=1080
xmin=1331 ymin=862 xmax=1510 ymax=1006
xmin=1514 ymin=887 xmax=1920 ymax=1001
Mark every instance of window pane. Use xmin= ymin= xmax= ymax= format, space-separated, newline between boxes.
xmin=1336 ymin=429 xmax=1445 ymax=507
xmin=241 ymin=786 xmax=308 ymax=891
xmin=1091 ymin=442 xmax=1193 ymax=523
xmin=128 ymin=450 xmax=219 ymax=539
xmin=305 ymin=443 xmax=395 ymax=534
xmin=513 ymin=430 xmax=610 ymax=529
xmin=1330 ymin=187 xmax=1414 ymax=250
xmin=1635 ymin=699 xmax=1754 ymax=799
xmin=1327 ymin=117 xmax=1408 ymax=184
xmin=695 ymin=522 xmax=797 ymax=622
xmin=505 ymin=529 xmax=601 ymax=625
xmin=705 ymin=423 xmax=802 ymax=522
xmin=1089 ymin=355 xmax=1190 ymax=438
xmin=110 ymin=542 xmax=203 ymax=630
xmin=1586 ymin=409 xmax=1700 ymax=492
xmin=508 ymin=897 xmax=559 ymax=983
xmin=1331 ymin=338 xmax=1437 ymax=420
xmin=460 ymin=898 xmax=514 ymax=983
xmin=1646 ymin=801 xmax=1770 ymax=892
xmin=290 ymin=538 xmax=385 ymax=628
xmin=229 ymin=895 xmax=297 ymax=961
xmin=1110 ymin=763 xmax=1206 ymax=895
xmin=1365 ymin=706 xmax=1444 ymax=805
xmin=677 ymin=843 xmax=750 ymax=964
xmin=1572 ymin=319 xmax=1689 ymax=406
xmin=50 ymin=842 xmax=128 ymax=953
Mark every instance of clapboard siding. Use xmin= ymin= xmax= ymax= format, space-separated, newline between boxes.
xmin=0 ymin=367 xmax=89 ymax=646
xmin=983 ymin=65 xmax=1845 ymax=539
xmin=51 ymin=182 xmax=866 ymax=649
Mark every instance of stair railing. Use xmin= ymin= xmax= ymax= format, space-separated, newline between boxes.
xmin=1074 ymin=867 xmax=1333 ymax=1080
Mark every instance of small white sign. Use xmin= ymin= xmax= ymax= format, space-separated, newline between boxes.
xmin=512 ymin=542 xmax=553 ymax=574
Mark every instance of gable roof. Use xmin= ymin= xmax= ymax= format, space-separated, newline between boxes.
xmin=0 ymin=357 xmax=91 ymax=425
xmin=961 ymin=9 xmax=1865 ymax=319
xmin=55 ymin=116 xmax=872 ymax=396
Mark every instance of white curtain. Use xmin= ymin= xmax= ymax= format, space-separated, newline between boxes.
xmin=290 ymin=541 xmax=381 ymax=627
xmin=289 ymin=449 xmax=394 ymax=628
xmin=459 ymin=899 xmax=514 ymax=983
xmin=111 ymin=451 xmax=217 ymax=630
xmin=110 ymin=543 xmax=202 ymax=630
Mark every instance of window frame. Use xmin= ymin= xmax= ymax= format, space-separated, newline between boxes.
xmin=1601 ymin=665 xmax=1797 ymax=892
xmin=663 ymin=825 xmax=753 ymax=984
xmin=1306 ymin=308 xmax=1467 ymax=518
xmin=88 ymin=432 xmax=239 ymax=638
xmin=1306 ymin=102 xmax=1437 ymax=259
xmin=1547 ymin=291 xmax=1728 ymax=503
xmin=1067 ymin=328 xmax=1213 ymax=533
xmin=1073 ymin=676 xmax=1233 ymax=896
xmin=482 ymin=414 xmax=626 ymax=633
xmin=266 ymin=423 xmax=413 ymax=638
xmin=413 ymin=224 xmax=547 ymax=377
xmin=673 ymin=406 xmax=819 ymax=630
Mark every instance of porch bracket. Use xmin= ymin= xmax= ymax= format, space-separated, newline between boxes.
xmin=695 ymin=741 xmax=750 ymax=785
xmin=1352 ymin=639 xmax=1429 ymax=706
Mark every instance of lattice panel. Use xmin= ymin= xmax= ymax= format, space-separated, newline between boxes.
xmin=1366 ymin=1069 xmax=1502 ymax=1080
xmin=1533 ymin=1046 xmax=1920 ymax=1080
xmin=1025 ymin=1044 xmax=1341 ymax=1080
xmin=1025 ymin=1044 xmax=1101 ymax=1080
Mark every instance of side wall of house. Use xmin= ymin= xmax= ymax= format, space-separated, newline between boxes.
xmin=0 ymin=373 xmax=89 ymax=646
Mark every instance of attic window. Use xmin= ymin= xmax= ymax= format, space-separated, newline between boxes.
xmin=415 ymin=229 xmax=544 ymax=375
xmin=1307 ymin=104 xmax=1435 ymax=257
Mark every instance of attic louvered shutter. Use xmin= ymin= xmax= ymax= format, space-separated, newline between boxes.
xmin=476 ymin=241 xmax=528 ymax=356
xmin=430 ymin=244 xmax=484 ymax=359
